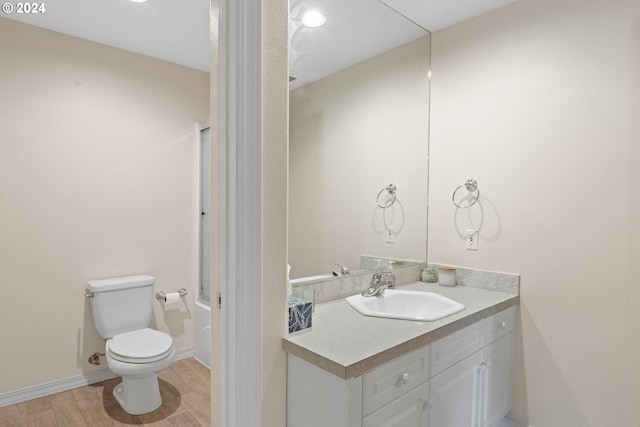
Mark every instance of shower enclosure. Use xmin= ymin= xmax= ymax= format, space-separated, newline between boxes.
xmin=194 ymin=122 xmax=211 ymax=368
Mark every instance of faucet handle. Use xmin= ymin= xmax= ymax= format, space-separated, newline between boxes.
xmin=381 ymin=271 xmax=396 ymax=287
xmin=370 ymin=272 xmax=383 ymax=285
xmin=333 ymin=263 xmax=351 ymax=277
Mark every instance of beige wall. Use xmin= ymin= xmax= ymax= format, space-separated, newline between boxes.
xmin=289 ymin=37 xmax=430 ymax=279
xmin=0 ymin=18 xmax=209 ymax=394
xmin=208 ymin=0 xmax=288 ymax=424
xmin=428 ymin=0 xmax=640 ymax=425
xmin=262 ymin=0 xmax=289 ymax=425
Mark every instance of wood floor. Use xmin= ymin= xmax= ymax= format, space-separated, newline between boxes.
xmin=0 ymin=358 xmax=211 ymax=427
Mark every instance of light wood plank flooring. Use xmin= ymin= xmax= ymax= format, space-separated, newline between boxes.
xmin=0 ymin=358 xmax=210 ymax=427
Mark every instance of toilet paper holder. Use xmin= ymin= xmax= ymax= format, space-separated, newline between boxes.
xmin=156 ymin=288 xmax=188 ymax=301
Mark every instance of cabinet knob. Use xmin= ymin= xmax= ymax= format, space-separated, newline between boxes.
xmin=500 ymin=321 xmax=507 ymax=329
xmin=400 ymin=373 xmax=410 ymax=385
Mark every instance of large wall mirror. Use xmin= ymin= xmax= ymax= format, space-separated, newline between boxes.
xmin=288 ymin=0 xmax=431 ymax=281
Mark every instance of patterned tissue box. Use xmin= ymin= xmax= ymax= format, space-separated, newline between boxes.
xmin=288 ymin=298 xmax=312 ymax=333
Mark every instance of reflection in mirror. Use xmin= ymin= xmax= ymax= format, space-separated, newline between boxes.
xmin=288 ymin=0 xmax=431 ymax=281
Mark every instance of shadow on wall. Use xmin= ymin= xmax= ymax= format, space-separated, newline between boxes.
xmin=156 ymin=299 xmax=192 ymax=337
xmin=453 ymin=193 xmax=502 ymax=244
xmin=512 ymin=303 xmax=591 ymax=427
xmin=78 ymin=298 xmax=110 ymax=371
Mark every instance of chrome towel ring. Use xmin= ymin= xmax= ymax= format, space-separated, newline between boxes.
xmin=452 ymin=179 xmax=480 ymax=209
xmin=376 ymin=184 xmax=397 ymax=208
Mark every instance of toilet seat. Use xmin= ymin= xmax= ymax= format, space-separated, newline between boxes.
xmin=108 ymin=328 xmax=173 ymax=364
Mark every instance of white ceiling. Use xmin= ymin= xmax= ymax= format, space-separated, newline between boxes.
xmin=382 ymin=0 xmax=521 ymax=32
xmin=2 ymin=0 xmax=211 ymax=71
xmin=2 ymin=0 xmax=520 ymax=79
xmin=289 ymin=0 xmax=428 ymax=89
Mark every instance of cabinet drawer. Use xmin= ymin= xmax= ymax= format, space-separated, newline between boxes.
xmin=363 ymin=345 xmax=430 ymax=416
xmin=362 ymin=381 xmax=429 ymax=427
xmin=483 ymin=306 xmax=515 ymax=344
xmin=430 ymin=321 xmax=483 ymax=377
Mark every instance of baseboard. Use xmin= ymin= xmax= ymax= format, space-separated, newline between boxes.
xmin=497 ymin=416 xmax=531 ymax=427
xmin=0 ymin=347 xmax=194 ymax=408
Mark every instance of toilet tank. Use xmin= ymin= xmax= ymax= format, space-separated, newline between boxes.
xmin=87 ymin=275 xmax=155 ymax=339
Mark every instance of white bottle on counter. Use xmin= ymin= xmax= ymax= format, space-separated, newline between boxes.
xmin=438 ymin=266 xmax=457 ymax=287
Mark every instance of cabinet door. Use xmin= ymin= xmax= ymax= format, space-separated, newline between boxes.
xmin=428 ymin=352 xmax=482 ymax=427
xmin=363 ymin=382 xmax=429 ymax=427
xmin=481 ymin=334 xmax=513 ymax=427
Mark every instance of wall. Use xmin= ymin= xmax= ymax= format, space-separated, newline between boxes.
xmin=428 ymin=0 xmax=640 ymax=425
xmin=208 ymin=0 xmax=288 ymax=424
xmin=0 ymin=18 xmax=209 ymax=394
xmin=262 ymin=0 xmax=289 ymax=424
xmin=209 ymin=1 xmax=222 ymax=425
xmin=289 ymin=37 xmax=430 ymax=279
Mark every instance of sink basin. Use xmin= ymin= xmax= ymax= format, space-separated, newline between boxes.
xmin=346 ymin=289 xmax=465 ymax=321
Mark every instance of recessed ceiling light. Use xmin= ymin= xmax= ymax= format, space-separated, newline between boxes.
xmin=129 ymin=0 xmax=148 ymax=3
xmin=301 ymin=10 xmax=326 ymax=28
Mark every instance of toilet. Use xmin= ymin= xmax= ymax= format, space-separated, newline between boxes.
xmin=87 ymin=274 xmax=175 ymax=415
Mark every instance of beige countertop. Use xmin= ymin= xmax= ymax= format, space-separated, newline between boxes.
xmin=282 ymin=281 xmax=519 ymax=379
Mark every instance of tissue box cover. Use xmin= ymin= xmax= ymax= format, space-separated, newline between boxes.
xmin=288 ymin=298 xmax=312 ymax=333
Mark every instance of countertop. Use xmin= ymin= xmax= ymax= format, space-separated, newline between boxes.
xmin=282 ymin=281 xmax=519 ymax=379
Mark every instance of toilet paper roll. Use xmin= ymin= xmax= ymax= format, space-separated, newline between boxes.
xmin=164 ymin=292 xmax=181 ymax=305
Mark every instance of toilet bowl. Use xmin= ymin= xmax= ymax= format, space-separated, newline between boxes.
xmin=86 ymin=275 xmax=176 ymax=415
xmin=106 ymin=328 xmax=175 ymax=415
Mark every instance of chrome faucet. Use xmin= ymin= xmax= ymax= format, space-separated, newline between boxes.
xmin=332 ymin=263 xmax=350 ymax=277
xmin=361 ymin=271 xmax=396 ymax=297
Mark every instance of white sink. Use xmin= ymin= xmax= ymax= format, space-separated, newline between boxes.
xmin=346 ymin=289 xmax=465 ymax=321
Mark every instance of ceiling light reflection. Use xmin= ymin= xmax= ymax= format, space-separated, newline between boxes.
xmin=301 ymin=10 xmax=326 ymax=28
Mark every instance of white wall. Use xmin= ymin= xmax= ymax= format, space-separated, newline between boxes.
xmin=428 ymin=0 xmax=640 ymax=425
xmin=289 ymin=37 xmax=430 ymax=279
xmin=0 ymin=18 xmax=209 ymax=394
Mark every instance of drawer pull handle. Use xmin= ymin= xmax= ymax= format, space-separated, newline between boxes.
xmin=500 ymin=321 xmax=507 ymax=329
xmin=400 ymin=373 xmax=410 ymax=385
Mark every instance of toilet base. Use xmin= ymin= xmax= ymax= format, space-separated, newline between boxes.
xmin=112 ymin=374 xmax=162 ymax=415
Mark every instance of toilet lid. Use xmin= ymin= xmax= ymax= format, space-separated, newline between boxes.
xmin=108 ymin=328 xmax=173 ymax=363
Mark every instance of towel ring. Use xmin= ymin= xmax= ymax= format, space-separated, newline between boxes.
xmin=452 ymin=179 xmax=480 ymax=209
xmin=376 ymin=184 xmax=397 ymax=209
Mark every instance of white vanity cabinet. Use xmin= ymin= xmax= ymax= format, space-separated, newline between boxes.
xmin=429 ymin=307 xmax=515 ymax=427
xmin=287 ymin=345 xmax=430 ymax=427
xmin=287 ymin=306 xmax=516 ymax=427
xmin=480 ymin=333 xmax=514 ymax=427
xmin=362 ymin=382 xmax=430 ymax=427
xmin=362 ymin=346 xmax=431 ymax=427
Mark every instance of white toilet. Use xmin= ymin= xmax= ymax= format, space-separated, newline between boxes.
xmin=87 ymin=274 xmax=175 ymax=415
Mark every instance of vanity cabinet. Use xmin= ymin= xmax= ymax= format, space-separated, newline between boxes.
xmin=362 ymin=382 xmax=430 ymax=427
xmin=480 ymin=333 xmax=513 ymax=427
xmin=429 ymin=307 xmax=515 ymax=427
xmin=287 ymin=306 xmax=515 ymax=427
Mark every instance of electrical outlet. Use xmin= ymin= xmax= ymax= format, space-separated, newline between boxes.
xmin=385 ymin=226 xmax=395 ymax=243
xmin=465 ymin=229 xmax=478 ymax=250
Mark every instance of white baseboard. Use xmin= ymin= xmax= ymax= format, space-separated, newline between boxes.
xmin=0 ymin=347 xmax=194 ymax=408
xmin=497 ymin=416 xmax=530 ymax=427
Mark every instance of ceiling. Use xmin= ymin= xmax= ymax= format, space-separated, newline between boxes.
xmin=2 ymin=0 xmax=211 ymax=71
xmin=2 ymin=0 xmax=520 ymax=79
